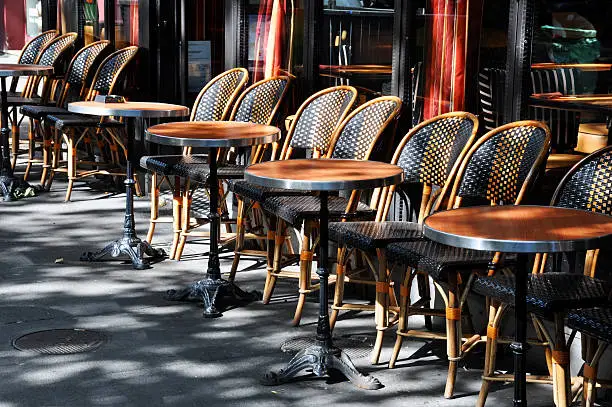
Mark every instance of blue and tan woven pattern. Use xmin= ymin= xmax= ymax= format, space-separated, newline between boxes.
xmin=91 ymin=46 xmax=138 ymax=95
xmin=233 ymin=77 xmax=289 ymax=124
xmin=567 ymin=307 xmax=612 ymax=343
xmin=472 ymin=272 xmax=611 ymax=314
xmin=192 ymin=69 xmax=248 ymax=122
xmin=35 ymin=33 xmax=77 ymax=67
xmin=457 ymin=124 xmax=549 ymax=204
xmin=289 ymin=88 xmax=356 ymax=152
xmin=262 ymin=195 xmax=374 ymax=226
xmin=10 ymin=30 xmax=57 ymax=92
xmin=386 ymin=240 xmax=498 ymax=280
xmin=329 ymin=221 xmax=422 ymax=251
xmin=398 ymin=115 xmax=475 ymax=187
xmin=555 ymin=146 xmax=612 ymax=215
xmin=331 ymin=98 xmax=401 ymax=160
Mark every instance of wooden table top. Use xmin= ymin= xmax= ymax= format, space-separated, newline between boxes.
xmin=424 ymin=205 xmax=612 ymax=253
xmin=531 ymin=63 xmax=612 ymax=71
xmin=0 ymin=64 xmax=53 ymax=77
xmin=145 ymin=121 xmax=281 ymax=148
xmin=529 ymin=93 xmax=612 ymax=114
xmin=245 ymin=159 xmax=404 ymax=191
xmin=68 ymin=101 xmax=190 ymax=118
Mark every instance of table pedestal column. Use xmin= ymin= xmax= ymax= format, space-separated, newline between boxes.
xmin=165 ymin=147 xmax=261 ymax=317
xmin=263 ymin=191 xmax=382 ymax=390
xmin=512 ymin=253 xmax=530 ymax=407
xmin=0 ymin=77 xmax=32 ymax=201
xmin=80 ymin=117 xmax=165 ymax=269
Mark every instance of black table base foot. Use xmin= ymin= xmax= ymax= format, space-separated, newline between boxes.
xmin=0 ymin=174 xmax=35 ymax=201
xmin=80 ymin=237 xmax=165 ymax=270
xmin=262 ymin=341 xmax=382 ymax=390
xmin=165 ymin=277 xmax=262 ymax=317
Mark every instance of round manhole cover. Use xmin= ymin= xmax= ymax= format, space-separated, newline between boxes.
xmin=13 ymin=329 xmax=108 ymax=355
xmin=281 ymin=334 xmax=374 ymax=359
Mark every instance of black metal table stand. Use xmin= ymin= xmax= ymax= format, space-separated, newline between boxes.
xmin=0 ymin=77 xmax=31 ymax=201
xmin=81 ymin=117 xmax=165 ymax=269
xmin=263 ymin=192 xmax=382 ymax=389
xmin=165 ymin=146 xmax=260 ymax=317
xmin=512 ymin=253 xmax=529 ymax=407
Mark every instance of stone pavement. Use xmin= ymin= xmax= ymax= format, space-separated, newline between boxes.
xmin=0 ymin=160 xmax=567 ymax=406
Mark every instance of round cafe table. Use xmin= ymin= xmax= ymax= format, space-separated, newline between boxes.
xmin=145 ymin=121 xmax=280 ymax=317
xmin=0 ymin=64 xmax=53 ymax=201
xmin=423 ymin=205 xmax=612 ymax=407
xmin=245 ymin=158 xmax=403 ymax=390
xmin=68 ymin=101 xmax=190 ymax=269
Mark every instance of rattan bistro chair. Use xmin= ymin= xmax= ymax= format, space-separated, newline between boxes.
xmin=474 ymin=146 xmax=612 ymax=407
xmin=45 ymin=46 xmax=139 ymax=201
xmin=228 ymin=86 xmax=358 ymax=282
xmin=329 ymin=112 xmax=479 ymax=364
xmin=21 ymin=40 xmax=110 ymax=183
xmin=383 ymin=121 xmax=551 ymax=399
xmin=139 ymin=68 xmax=249 ymax=255
xmin=259 ymin=96 xmax=402 ymax=326
xmin=8 ymin=30 xmax=57 ymax=95
xmin=141 ymin=75 xmax=288 ymax=260
xmin=7 ymin=33 xmax=78 ymax=169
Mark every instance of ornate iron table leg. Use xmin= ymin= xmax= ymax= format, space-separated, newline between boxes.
xmin=511 ymin=253 xmax=529 ymax=406
xmin=0 ymin=77 xmax=32 ymax=201
xmin=262 ymin=191 xmax=382 ymax=390
xmin=81 ymin=117 xmax=165 ymax=269
xmin=165 ymin=146 xmax=260 ymax=317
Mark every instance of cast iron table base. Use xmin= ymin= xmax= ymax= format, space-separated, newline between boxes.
xmin=261 ymin=192 xmax=382 ymax=389
xmin=79 ymin=118 xmax=164 ymax=269
xmin=163 ymin=146 xmax=260 ymax=317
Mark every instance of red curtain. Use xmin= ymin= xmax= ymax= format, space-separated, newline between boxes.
xmin=253 ymin=0 xmax=286 ymax=82
xmin=423 ymin=0 xmax=468 ymax=120
xmin=129 ymin=1 xmax=138 ymax=45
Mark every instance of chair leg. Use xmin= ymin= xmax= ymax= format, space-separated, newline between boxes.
xmin=292 ymin=220 xmax=313 ymax=327
xmin=372 ymin=248 xmax=389 ymax=365
xmin=174 ymin=179 xmax=190 ymax=261
xmin=444 ymin=272 xmax=461 ymax=399
xmin=169 ymin=176 xmax=182 ymax=259
xmin=389 ymin=267 xmax=413 ymax=369
xmin=65 ymin=133 xmax=76 ymax=202
xmin=40 ymin=124 xmax=52 ymax=185
xmin=146 ymin=171 xmax=159 ymax=244
xmin=23 ymin=119 xmax=35 ymax=180
xmin=418 ymin=272 xmax=433 ymax=331
xmin=330 ymin=246 xmax=347 ymax=330
xmin=552 ymin=313 xmax=571 ymax=407
xmin=581 ymin=338 xmax=604 ymax=407
xmin=263 ymin=218 xmax=283 ymax=304
xmin=477 ymin=300 xmax=504 ymax=407
xmin=229 ymin=197 xmax=245 ymax=282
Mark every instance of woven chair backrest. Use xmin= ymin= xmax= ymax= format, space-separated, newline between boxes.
xmin=10 ymin=30 xmax=57 ymax=92
xmin=88 ymin=46 xmax=138 ymax=98
xmin=285 ymin=86 xmax=357 ymax=156
xmin=553 ymin=146 xmax=612 ymax=215
xmin=230 ymin=76 xmax=290 ymax=125
xmin=395 ymin=112 xmax=478 ymax=188
xmin=330 ymin=96 xmax=402 ymax=160
xmin=191 ymin=68 xmax=249 ymax=122
xmin=59 ymin=40 xmax=110 ymax=107
xmin=452 ymin=120 xmax=550 ymax=206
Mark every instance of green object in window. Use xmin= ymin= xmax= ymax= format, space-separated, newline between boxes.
xmin=83 ymin=0 xmax=98 ymax=24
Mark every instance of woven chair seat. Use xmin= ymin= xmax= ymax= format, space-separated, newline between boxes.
xmin=229 ymin=180 xmax=309 ymax=202
xmin=386 ymin=240 xmax=498 ymax=280
xmin=21 ymin=105 xmax=69 ymax=120
xmin=262 ymin=195 xmax=374 ymax=227
xmin=329 ymin=221 xmax=422 ymax=251
xmin=7 ymin=96 xmax=43 ymax=106
xmin=47 ymin=114 xmax=123 ymax=131
xmin=140 ymin=154 xmax=244 ymax=183
xmin=472 ymin=272 xmax=611 ymax=314
xmin=567 ymin=307 xmax=612 ymax=343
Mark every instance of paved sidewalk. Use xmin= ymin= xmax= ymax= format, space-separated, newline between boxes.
xmin=0 ymin=161 xmax=561 ymax=406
